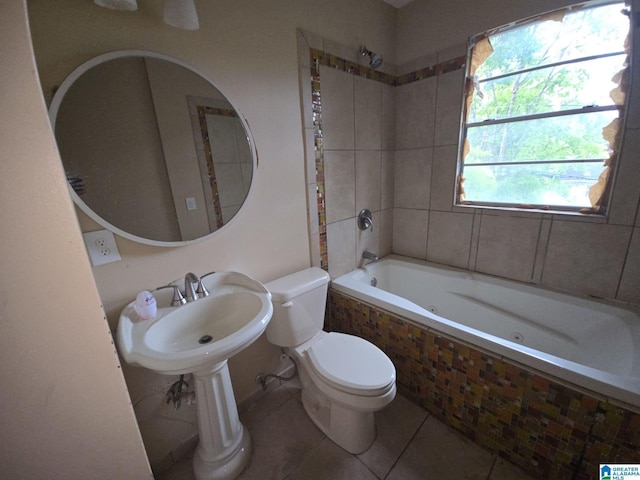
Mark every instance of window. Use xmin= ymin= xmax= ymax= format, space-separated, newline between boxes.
xmin=456 ymin=1 xmax=630 ymax=213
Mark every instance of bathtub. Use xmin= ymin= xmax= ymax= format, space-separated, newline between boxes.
xmin=331 ymin=255 xmax=640 ymax=408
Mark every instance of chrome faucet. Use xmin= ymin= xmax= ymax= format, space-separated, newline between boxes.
xmin=157 ymin=271 xmax=214 ymax=307
xmin=357 ymin=209 xmax=373 ymax=231
xmin=362 ymin=251 xmax=379 ymax=264
xmin=184 ymin=272 xmax=200 ymax=302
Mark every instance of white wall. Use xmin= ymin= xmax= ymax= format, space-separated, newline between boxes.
xmin=0 ymin=2 xmax=152 ymax=478
xmin=396 ymin=0 xmax=578 ymax=63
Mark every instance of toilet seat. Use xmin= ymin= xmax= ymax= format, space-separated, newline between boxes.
xmin=307 ymin=332 xmax=395 ymax=396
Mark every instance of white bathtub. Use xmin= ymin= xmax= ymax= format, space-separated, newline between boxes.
xmin=331 ymin=255 xmax=640 ymax=408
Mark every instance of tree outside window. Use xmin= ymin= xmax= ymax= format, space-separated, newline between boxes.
xmin=457 ymin=1 xmax=630 ymax=214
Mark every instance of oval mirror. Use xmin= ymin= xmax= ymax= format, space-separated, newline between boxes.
xmin=49 ymin=50 xmax=257 ymax=246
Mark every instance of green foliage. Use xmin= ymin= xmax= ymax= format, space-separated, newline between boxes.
xmin=462 ymin=3 xmax=627 ymax=207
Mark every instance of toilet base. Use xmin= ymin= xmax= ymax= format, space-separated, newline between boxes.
xmin=301 ymin=388 xmax=376 ymax=454
xmin=284 ymin=339 xmax=396 ymax=455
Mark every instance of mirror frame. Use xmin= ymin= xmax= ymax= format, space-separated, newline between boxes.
xmin=49 ymin=50 xmax=258 ymax=247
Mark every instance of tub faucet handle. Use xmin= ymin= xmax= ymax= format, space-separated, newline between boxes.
xmin=357 ymin=209 xmax=373 ymax=231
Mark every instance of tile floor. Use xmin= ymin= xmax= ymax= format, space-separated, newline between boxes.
xmin=157 ymin=381 xmax=535 ymax=480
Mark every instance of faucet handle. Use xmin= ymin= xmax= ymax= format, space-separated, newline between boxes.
xmin=197 ymin=271 xmax=216 ymax=297
xmin=357 ymin=209 xmax=373 ymax=231
xmin=156 ymin=285 xmax=187 ymax=306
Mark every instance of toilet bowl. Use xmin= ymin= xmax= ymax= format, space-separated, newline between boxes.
xmin=265 ymin=267 xmax=396 ymax=454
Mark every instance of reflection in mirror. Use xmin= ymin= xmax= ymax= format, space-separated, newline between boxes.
xmin=188 ymin=97 xmax=253 ymax=231
xmin=50 ymin=51 xmax=256 ymax=246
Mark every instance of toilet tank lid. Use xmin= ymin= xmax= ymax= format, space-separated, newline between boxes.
xmin=266 ymin=267 xmax=330 ymax=302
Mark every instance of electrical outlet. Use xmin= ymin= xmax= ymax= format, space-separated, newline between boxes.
xmin=83 ymin=230 xmax=121 ymax=266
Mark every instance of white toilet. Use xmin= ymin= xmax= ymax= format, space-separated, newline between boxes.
xmin=265 ymin=267 xmax=396 ymax=454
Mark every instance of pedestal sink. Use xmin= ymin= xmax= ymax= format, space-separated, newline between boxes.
xmin=117 ymin=272 xmax=273 ymax=480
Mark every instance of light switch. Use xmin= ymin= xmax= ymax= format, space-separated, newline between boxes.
xmin=186 ymin=196 xmax=197 ymax=211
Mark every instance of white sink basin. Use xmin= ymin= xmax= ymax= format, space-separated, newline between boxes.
xmin=117 ymin=271 xmax=273 ymax=375
xmin=117 ymin=271 xmax=273 ymax=479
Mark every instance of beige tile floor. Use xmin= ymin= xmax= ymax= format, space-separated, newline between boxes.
xmin=157 ymin=382 xmax=535 ymax=480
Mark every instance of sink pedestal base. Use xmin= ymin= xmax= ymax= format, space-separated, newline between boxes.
xmin=192 ymin=360 xmax=251 ymax=480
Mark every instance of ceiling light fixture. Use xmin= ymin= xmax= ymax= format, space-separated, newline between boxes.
xmin=94 ymin=0 xmax=138 ymax=11
xmin=163 ymin=0 xmax=200 ymax=30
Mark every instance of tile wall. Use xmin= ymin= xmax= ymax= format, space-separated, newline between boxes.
xmin=298 ymin=30 xmax=397 ymax=275
xmin=390 ymin=25 xmax=640 ymax=304
xmin=298 ymin=21 xmax=640 ymax=305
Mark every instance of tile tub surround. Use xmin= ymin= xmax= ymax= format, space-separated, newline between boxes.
xmin=299 ymin=30 xmax=466 ymax=277
xmin=299 ymin=26 xmax=640 ymax=307
xmin=328 ymin=289 xmax=640 ymax=480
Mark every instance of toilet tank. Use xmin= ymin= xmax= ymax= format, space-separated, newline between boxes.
xmin=265 ymin=267 xmax=330 ymax=347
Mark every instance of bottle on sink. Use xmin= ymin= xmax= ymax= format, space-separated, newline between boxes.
xmin=135 ymin=290 xmax=157 ymax=320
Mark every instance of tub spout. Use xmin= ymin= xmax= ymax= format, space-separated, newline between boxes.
xmin=362 ymin=251 xmax=379 ymax=264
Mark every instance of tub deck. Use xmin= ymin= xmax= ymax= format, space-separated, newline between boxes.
xmin=331 ymin=255 xmax=640 ymax=408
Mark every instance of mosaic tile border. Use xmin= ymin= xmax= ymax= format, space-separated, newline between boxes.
xmin=310 ymin=56 xmax=328 ymax=270
xmin=396 ymin=55 xmax=467 ymax=85
xmin=328 ymin=289 xmax=640 ymax=480
xmin=197 ymin=105 xmax=238 ymax=230
xmin=307 ymin=48 xmax=466 ymax=270
xmin=310 ymin=48 xmax=397 ymax=86
xmin=309 ymin=48 xmax=466 ymax=86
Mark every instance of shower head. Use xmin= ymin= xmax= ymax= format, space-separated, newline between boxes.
xmin=359 ymin=45 xmax=383 ymax=69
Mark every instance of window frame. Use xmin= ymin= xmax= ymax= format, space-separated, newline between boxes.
xmin=454 ymin=0 xmax=630 ymax=216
